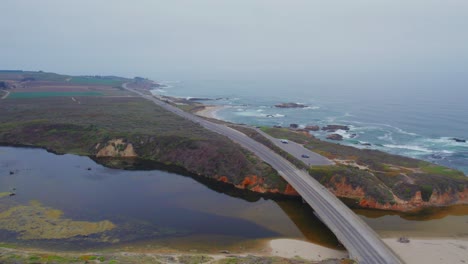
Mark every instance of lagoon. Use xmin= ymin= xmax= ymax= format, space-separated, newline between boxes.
xmin=0 ymin=146 xmax=466 ymax=252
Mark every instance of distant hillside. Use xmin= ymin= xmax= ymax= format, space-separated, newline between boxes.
xmin=1 ymin=71 xmax=467 ymax=212
xmin=0 ymin=71 xmax=291 ymax=196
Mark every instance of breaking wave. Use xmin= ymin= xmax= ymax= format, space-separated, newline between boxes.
xmin=383 ymin=144 xmax=433 ymax=153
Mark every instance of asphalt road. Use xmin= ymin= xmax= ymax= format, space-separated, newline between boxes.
xmin=122 ymin=84 xmax=404 ymax=264
xmin=253 ymin=128 xmax=334 ymax=166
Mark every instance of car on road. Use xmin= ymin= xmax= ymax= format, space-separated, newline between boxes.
xmin=301 ymin=154 xmax=310 ymax=158
xmin=280 ymin=139 xmax=289 ymax=144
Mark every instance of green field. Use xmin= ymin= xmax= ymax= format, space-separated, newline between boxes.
xmin=0 ymin=71 xmax=69 ymax=82
xmin=69 ymin=76 xmax=124 ymax=86
xmin=8 ymin=92 xmax=103 ymax=99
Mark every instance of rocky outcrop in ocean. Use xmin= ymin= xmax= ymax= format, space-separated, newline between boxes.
xmin=327 ymin=134 xmax=343 ymax=141
xmin=322 ymin=125 xmax=350 ymax=132
xmin=304 ymin=125 xmax=320 ymax=131
xmin=275 ymin=102 xmax=307 ymax=108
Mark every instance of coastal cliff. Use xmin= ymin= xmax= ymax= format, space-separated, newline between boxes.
xmin=1 ymin=101 xmax=466 ymax=211
xmin=260 ymin=127 xmax=468 ymax=211
xmin=358 ymin=188 xmax=468 ymax=211
xmin=1 ymin=71 xmax=466 ymax=212
xmin=322 ymin=172 xmax=468 ymax=211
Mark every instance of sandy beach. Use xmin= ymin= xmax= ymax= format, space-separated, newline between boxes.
xmin=268 ymin=238 xmax=348 ymax=261
xmin=195 ymin=105 xmax=225 ymax=119
xmin=266 ymin=237 xmax=468 ymax=264
xmin=0 ymin=237 xmax=467 ymax=263
xmin=383 ymin=237 xmax=468 ymax=264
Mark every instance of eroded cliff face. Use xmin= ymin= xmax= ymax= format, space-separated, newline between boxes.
xmin=83 ymin=136 xmax=468 ymax=211
xmin=284 ymin=184 xmax=299 ymax=195
xmin=227 ymin=175 xmax=468 ymax=211
xmin=96 ymin=139 xmax=137 ymax=158
xmin=232 ymin=175 xmax=280 ymax=193
xmin=216 ymin=175 xmax=300 ymax=196
xmin=337 ymin=182 xmax=468 ymax=211
xmin=329 ymin=177 xmax=366 ymax=199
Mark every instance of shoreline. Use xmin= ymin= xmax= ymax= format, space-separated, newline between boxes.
xmin=383 ymin=237 xmax=468 ymax=264
xmin=270 ymin=237 xmax=468 ymax=263
xmin=194 ymin=105 xmax=226 ymax=119
xmin=0 ymin=238 xmax=349 ymax=263
xmin=1 ymin=237 xmax=467 ymax=263
xmin=268 ymin=238 xmax=348 ymax=260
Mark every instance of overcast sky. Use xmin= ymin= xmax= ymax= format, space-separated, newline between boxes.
xmin=1 ymin=0 xmax=467 ymax=81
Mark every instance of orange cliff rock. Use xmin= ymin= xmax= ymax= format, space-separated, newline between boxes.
xmin=323 ymin=177 xmax=468 ymax=211
xmin=457 ymin=187 xmax=468 ymax=200
xmin=224 ymin=175 xmax=281 ymax=194
xmin=236 ymin=175 xmax=263 ymax=189
xmin=216 ymin=174 xmax=298 ymax=195
xmin=358 ymin=188 xmax=468 ymax=211
xmin=96 ymin=139 xmax=137 ymax=158
xmin=284 ymin=184 xmax=299 ymax=195
xmin=217 ymin=176 xmax=229 ymax=183
xmin=215 ymin=172 xmax=467 ymax=211
xmin=329 ymin=177 xmax=365 ymax=199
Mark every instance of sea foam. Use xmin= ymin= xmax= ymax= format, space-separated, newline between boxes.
xmin=383 ymin=144 xmax=433 ymax=153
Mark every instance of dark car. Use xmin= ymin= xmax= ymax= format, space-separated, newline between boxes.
xmin=301 ymin=154 xmax=310 ymax=158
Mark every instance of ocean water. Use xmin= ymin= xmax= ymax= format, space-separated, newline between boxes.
xmin=152 ymin=77 xmax=468 ymax=174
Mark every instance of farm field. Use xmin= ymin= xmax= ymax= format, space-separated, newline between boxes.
xmin=0 ymin=71 xmax=135 ymax=98
xmin=8 ymin=91 xmax=103 ymax=99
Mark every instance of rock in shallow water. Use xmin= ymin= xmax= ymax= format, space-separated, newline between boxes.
xmin=304 ymin=125 xmax=320 ymax=131
xmin=322 ymin=125 xmax=350 ymax=132
xmin=326 ymin=134 xmax=343 ymax=141
xmin=275 ymin=102 xmax=307 ymax=108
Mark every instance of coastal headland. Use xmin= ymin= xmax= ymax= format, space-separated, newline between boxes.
xmin=1 ymin=71 xmax=467 ymax=211
xmin=1 ymin=71 xmax=468 ymax=263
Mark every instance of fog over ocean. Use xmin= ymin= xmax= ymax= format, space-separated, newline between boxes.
xmin=1 ymin=1 xmax=467 ymax=172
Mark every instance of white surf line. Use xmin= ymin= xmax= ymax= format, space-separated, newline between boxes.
xmin=1 ymin=90 xmax=10 ymax=99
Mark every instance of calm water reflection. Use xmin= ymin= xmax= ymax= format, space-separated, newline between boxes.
xmin=0 ymin=146 xmax=338 ymax=251
xmin=356 ymin=205 xmax=468 ymax=238
xmin=1 ymin=146 xmax=466 ymax=252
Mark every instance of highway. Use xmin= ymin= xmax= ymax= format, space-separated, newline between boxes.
xmin=253 ymin=127 xmax=334 ymax=166
xmin=122 ymin=83 xmax=404 ymax=264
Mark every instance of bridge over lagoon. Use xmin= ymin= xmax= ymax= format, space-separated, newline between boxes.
xmin=123 ymin=83 xmax=404 ymax=264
